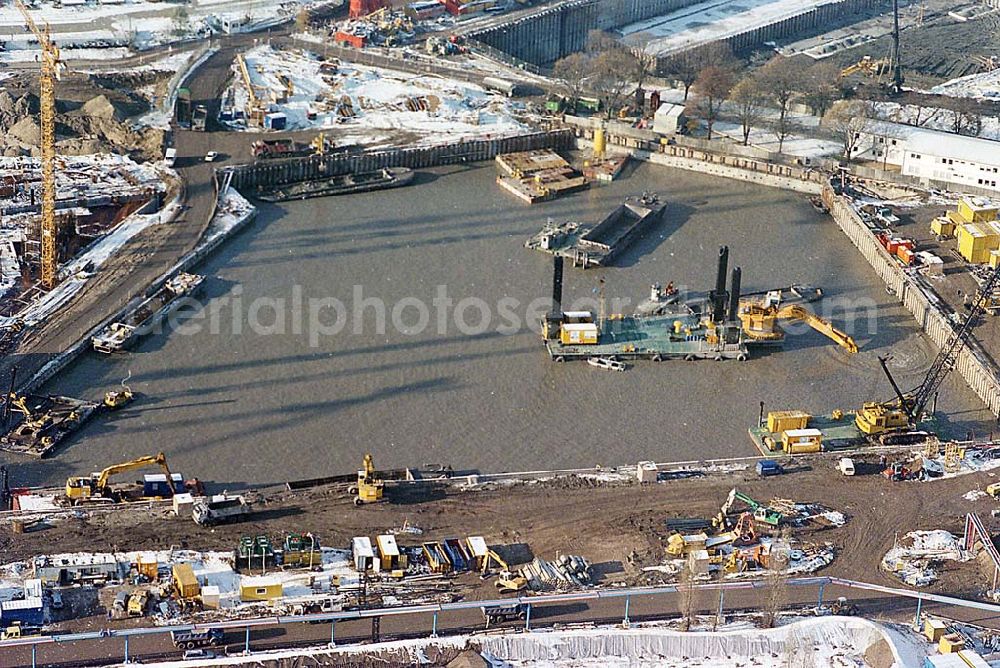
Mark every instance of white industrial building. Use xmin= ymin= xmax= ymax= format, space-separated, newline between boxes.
xmin=853 ymin=121 xmax=1000 ymax=192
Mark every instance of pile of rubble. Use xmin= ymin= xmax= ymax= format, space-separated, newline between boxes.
xmin=881 ymin=530 xmax=970 ymax=586
xmin=520 ymin=554 xmax=593 ymax=591
xmin=0 ymin=91 xmax=163 ymax=161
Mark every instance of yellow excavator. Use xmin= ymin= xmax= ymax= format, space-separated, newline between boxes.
xmin=841 ymin=55 xmax=891 ymax=78
xmin=350 ymin=453 xmax=384 ymax=506
xmin=65 ymin=452 xmax=175 ymax=504
xmin=738 ymin=303 xmax=858 ymax=354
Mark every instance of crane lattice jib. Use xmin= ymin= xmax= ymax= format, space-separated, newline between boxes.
xmin=910 ymin=266 xmax=1000 ymax=419
xmin=15 ymin=0 xmax=60 ymax=290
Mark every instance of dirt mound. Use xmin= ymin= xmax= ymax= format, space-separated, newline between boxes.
xmin=7 ymin=116 xmax=40 ymax=145
xmin=75 ymin=94 xmax=126 ymax=122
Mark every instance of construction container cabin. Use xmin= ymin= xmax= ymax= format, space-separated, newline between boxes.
xmin=352 ymin=537 xmax=375 ymax=571
xmin=172 ymin=563 xmax=200 ymax=600
xmin=0 ymin=598 xmax=44 ymax=626
xmin=33 ymin=554 xmax=121 ymax=585
xmin=375 ymin=535 xmax=403 ymax=572
xmin=240 ymin=576 xmax=283 ymax=602
xmin=465 ymin=536 xmax=489 ymax=571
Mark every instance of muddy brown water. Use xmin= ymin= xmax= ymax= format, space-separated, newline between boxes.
xmin=7 ymin=161 xmax=995 ymax=489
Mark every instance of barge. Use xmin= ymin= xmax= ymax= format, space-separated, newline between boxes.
xmin=92 ymin=272 xmax=204 ymax=354
xmin=495 ymin=150 xmax=588 ymax=204
xmin=1 ymin=395 xmax=99 ymax=457
xmin=255 ymin=167 xmax=415 ymax=202
xmin=524 ymin=193 xmax=666 ymax=268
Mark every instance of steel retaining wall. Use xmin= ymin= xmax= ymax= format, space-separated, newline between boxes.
xmin=826 ymin=189 xmax=1000 ymax=417
xmin=225 ymin=130 xmax=575 ymax=190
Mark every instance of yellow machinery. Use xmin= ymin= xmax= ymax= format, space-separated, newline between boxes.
xmin=2 ymin=622 xmax=42 ymax=641
xmin=841 ymin=55 xmax=891 ymax=78
xmin=494 ymin=571 xmax=528 ymax=593
xmin=237 ymin=53 xmax=266 ymax=126
xmin=127 ymin=589 xmax=149 ymax=617
xmin=103 ymin=371 xmax=134 ymax=410
xmin=350 ymin=453 xmax=384 ymax=506
xmin=738 ymin=303 xmax=858 ymax=353
xmin=65 ymin=452 xmax=175 ymax=503
xmin=15 ymin=0 xmax=62 ymax=290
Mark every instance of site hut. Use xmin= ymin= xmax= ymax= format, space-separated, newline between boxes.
xmin=854 ymin=120 xmax=1000 ymax=193
xmin=465 ymin=536 xmax=489 ymax=571
xmin=201 ymin=585 xmax=221 ymax=610
xmin=352 ymin=536 xmax=375 ymax=572
xmin=172 ymin=563 xmax=200 ymax=600
xmin=781 ymin=428 xmax=823 ymax=454
xmin=0 ymin=598 xmax=44 ymax=626
xmin=33 ymin=554 xmax=122 ymax=585
xmin=925 ymin=652 xmax=992 ymax=668
xmin=375 ymin=534 xmax=404 ymax=573
xmin=143 ymin=473 xmax=184 ymax=499
xmin=134 ymin=556 xmax=159 ymax=581
xmin=240 ymin=576 xmax=283 ymax=602
xmin=652 ymin=103 xmax=686 ymax=136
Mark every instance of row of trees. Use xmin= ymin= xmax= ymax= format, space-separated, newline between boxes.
xmin=673 ymin=46 xmax=843 ymax=148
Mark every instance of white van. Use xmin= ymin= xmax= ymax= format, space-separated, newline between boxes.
xmin=164 ymin=147 xmax=177 ymax=167
xmin=838 ymin=458 xmax=855 ymax=476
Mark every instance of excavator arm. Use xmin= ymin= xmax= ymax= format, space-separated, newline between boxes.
xmin=776 ymin=304 xmax=859 ymax=354
xmin=95 ymin=452 xmax=172 ymax=490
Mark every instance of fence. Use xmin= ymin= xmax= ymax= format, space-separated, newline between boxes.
xmin=225 ymin=130 xmax=576 ymax=190
xmin=3 ymin=575 xmax=998 ymax=666
xmin=826 ymin=188 xmax=1000 ymax=417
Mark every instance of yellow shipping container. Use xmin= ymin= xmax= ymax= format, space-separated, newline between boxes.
xmin=172 ymin=563 xmax=200 ymax=599
xmin=924 ymin=618 xmax=947 ymax=642
xmin=957 ymin=223 xmax=999 ymax=264
xmin=560 ymin=323 xmax=598 ymax=345
xmin=240 ymin=576 xmax=283 ymax=602
xmin=946 ymin=210 xmax=967 ymax=226
xmin=930 ymin=217 xmax=956 ymax=238
xmin=766 ymin=410 xmax=810 ymax=434
xmin=939 ymin=632 xmax=966 ymax=653
xmin=958 ymin=197 xmax=998 ymax=224
xmin=781 ymin=428 xmax=822 ymax=454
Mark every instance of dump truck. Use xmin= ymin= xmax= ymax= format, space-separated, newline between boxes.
xmin=170 ymin=628 xmax=223 ymax=650
xmin=192 ymin=494 xmax=252 ymax=526
xmin=482 ymin=603 xmax=528 ymax=626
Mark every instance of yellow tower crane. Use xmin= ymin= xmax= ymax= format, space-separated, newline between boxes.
xmin=15 ymin=0 xmax=63 ymax=290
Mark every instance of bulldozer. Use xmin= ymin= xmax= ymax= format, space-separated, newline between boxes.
xmin=738 ymin=302 xmax=858 ymax=353
xmin=349 ymin=453 xmax=384 ymax=506
xmin=494 ymin=571 xmax=529 ymax=594
xmin=65 ymin=452 xmax=176 ymax=504
xmin=103 ymin=371 xmax=134 ymax=410
xmin=841 ymin=55 xmax=891 ymax=79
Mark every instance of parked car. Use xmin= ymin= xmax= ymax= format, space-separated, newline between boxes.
xmin=756 ymin=459 xmax=783 ymax=477
xmin=838 ymin=458 xmax=855 ymax=476
xmin=204 ymin=151 xmax=219 ymax=162
xmin=183 ymin=648 xmax=217 ymax=660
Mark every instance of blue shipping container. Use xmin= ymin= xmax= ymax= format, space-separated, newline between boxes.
xmin=0 ymin=597 xmax=44 ymax=625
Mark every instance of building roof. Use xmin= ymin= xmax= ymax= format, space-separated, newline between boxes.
xmin=905 ymin=128 xmax=1000 ymax=166
xmin=352 ymin=537 xmax=374 ymax=558
xmin=1 ymin=597 xmax=43 ymax=611
xmin=376 ymin=534 xmax=399 ymax=556
xmin=654 ymin=103 xmax=685 ymax=119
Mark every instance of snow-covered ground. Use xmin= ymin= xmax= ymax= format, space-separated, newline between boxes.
xmin=0 ymin=0 xmax=305 ymax=56
xmin=882 ymin=529 xmax=970 ymax=587
xmin=620 ymin=0 xmax=840 ymax=57
xmin=124 ymin=617 xmax=930 ymax=668
xmin=712 ymin=120 xmax=841 ymax=158
xmin=873 ymin=100 xmax=1000 ymax=142
xmin=226 ymin=45 xmax=528 ymax=146
xmin=930 ymin=68 xmax=1000 ymax=102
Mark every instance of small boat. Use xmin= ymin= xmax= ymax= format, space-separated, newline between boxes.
xmin=809 ymin=195 xmax=828 ymax=213
xmin=587 ymin=357 xmax=627 ymax=371
xmin=256 ymin=167 xmax=415 ymax=202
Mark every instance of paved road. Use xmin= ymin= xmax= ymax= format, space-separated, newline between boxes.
xmin=2 ymin=581 xmax=995 ymax=667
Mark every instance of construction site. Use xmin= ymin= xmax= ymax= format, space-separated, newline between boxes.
xmin=3 ymin=0 xmax=1000 ymax=665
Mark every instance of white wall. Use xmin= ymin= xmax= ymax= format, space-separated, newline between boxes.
xmin=902 ymin=151 xmax=1000 ymax=191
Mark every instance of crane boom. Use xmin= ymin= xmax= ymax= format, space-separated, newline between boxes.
xmin=14 ymin=0 xmax=61 ymax=290
xmin=94 ymin=452 xmax=173 ymax=490
xmin=907 ymin=266 xmax=1000 ymax=419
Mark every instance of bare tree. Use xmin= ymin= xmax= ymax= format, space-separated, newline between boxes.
xmin=757 ymin=56 xmax=803 ymax=152
xmin=678 ymin=565 xmax=697 ymax=631
xmin=799 ymin=62 xmax=842 ymax=118
xmin=945 ymin=97 xmax=983 ymax=136
xmin=728 ymin=75 xmax=766 ymax=145
xmin=552 ymin=52 xmax=591 ymax=111
xmin=824 ymin=100 xmax=871 ymax=159
xmin=762 ymin=557 xmax=787 ymax=628
xmin=691 ymin=65 xmax=734 ymax=139
xmin=660 ymin=43 xmax=736 ymax=101
xmin=591 ymin=48 xmax=641 ymax=119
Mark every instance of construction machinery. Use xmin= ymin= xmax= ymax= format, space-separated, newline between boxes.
xmin=192 ymin=494 xmax=252 ymax=526
xmin=103 ymin=372 xmax=134 ymax=410
xmin=14 ymin=0 xmax=62 ymax=290
xmin=237 ymin=53 xmax=266 ymax=126
xmin=2 ymin=393 xmax=99 ymax=457
xmin=855 ymin=267 xmax=999 ymax=442
xmin=840 ymin=55 xmax=891 ymax=79
xmin=739 ymin=302 xmax=858 ymax=353
xmin=127 ymin=589 xmax=149 ymax=617
xmin=494 ymin=571 xmax=528 ymax=594
xmin=717 ymin=488 xmax=782 ymax=527
xmin=350 ymin=453 xmax=384 ymax=505
xmin=2 ymin=621 xmax=42 ymax=641
xmin=64 ymin=452 xmax=175 ymax=504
